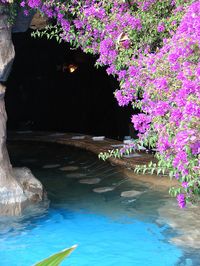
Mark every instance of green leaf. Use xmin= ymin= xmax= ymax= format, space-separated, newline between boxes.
xmin=142 ymin=168 xmax=147 ymax=174
xmin=34 ymin=245 xmax=77 ymax=266
xmin=151 ymin=168 xmax=155 ymax=175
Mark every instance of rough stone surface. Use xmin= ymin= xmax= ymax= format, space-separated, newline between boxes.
xmin=0 ymin=12 xmax=15 ymax=82
xmin=0 ymin=8 xmax=46 ymax=216
xmin=0 ymin=10 xmax=25 ymax=214
xmin=0 ymin=167 xmax=46 ymax=216
xmin=30 ymin=12 xmax=48 ymax=30
xmin=0 ymin=86 xmax=25 ymax=206
xmin=14 ymin=167 xmax=45 ymax=202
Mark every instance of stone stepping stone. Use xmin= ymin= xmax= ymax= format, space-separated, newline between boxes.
xmin=59 ymin=166 xmax=79 ymax=171
xmin=120 ymin=190 xmax=143 ymax=198
xmin=66 ymin=173 xmax=86 ymax=178
xmin=43 ymin=164 xmax=60 ymax=169
xmin=93 ymin=187 xmax=115 ymax=193
xmin=79 ymin=178 xmax=101 ymax=184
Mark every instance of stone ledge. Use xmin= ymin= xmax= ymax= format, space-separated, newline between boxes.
xmin=8 ymin=131 xmax=179 ymax=190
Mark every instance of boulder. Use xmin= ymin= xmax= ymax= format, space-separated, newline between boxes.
xmin=14 ymin=167 xmax=46 ymax=203
xmin=0 ymin=167 xmax=46 ymax=216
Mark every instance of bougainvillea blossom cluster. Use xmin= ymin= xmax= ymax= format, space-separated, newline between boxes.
xmin=0 ymin=0 xmax=199 ymax=208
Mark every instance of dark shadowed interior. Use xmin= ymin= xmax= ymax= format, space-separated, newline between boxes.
xmin=5 ymin=30 xmax=134 ymax=139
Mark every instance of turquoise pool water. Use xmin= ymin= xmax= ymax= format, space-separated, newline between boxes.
xmin=0 ymin=141 xmax=198 ymax=265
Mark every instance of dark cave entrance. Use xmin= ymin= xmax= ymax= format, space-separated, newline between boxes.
xmin=5 ymin=30 xmax=134 ymax=140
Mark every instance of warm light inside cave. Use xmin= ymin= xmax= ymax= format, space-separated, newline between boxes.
xmin=69 ymin=64 xmax=78 ymax=73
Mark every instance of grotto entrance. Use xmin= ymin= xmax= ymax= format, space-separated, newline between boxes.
xmin=0 ymin=10 xmax=133 ymax=216
xmin=6 ymin=29 xmax=132 ymax=140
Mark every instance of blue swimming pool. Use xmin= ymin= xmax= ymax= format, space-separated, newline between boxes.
xmin=0 ymin=141 xmax=198 ymax=265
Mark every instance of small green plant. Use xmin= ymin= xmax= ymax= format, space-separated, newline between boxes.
xmin=34 ymin=244 xmax=77 ymax=266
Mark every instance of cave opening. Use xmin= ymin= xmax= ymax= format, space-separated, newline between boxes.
xmin=5 ymin=30 xmax=133 ymax=140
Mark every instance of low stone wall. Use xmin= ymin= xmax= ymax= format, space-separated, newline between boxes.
xmin=8 ymin=131 xmax=179 ymax=190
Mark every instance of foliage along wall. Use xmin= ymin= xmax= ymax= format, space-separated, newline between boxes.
xmin=1 ymin=0 xmax=200 ymax=208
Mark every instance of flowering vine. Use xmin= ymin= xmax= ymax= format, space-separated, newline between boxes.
xmin=0 ymin=0 xmax=199 ymax=208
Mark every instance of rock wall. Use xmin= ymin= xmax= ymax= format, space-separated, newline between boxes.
xmin=0 ymin=10 xmax=15 ymax=82
xmin=0 ymin=6 xmax=46 ymax=215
